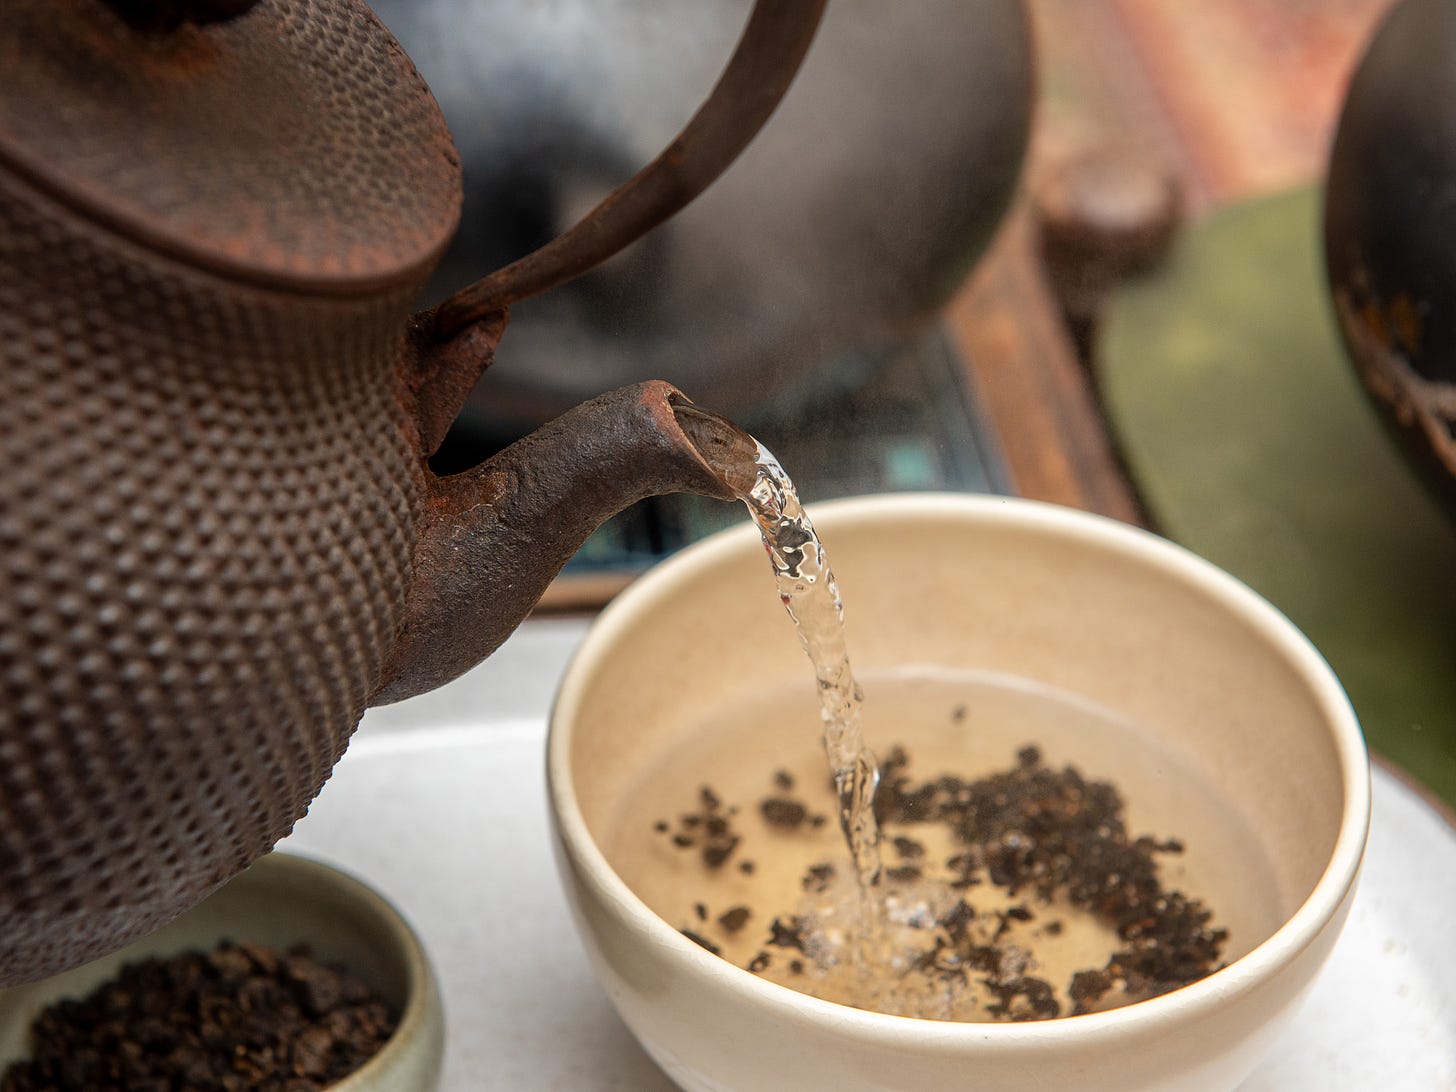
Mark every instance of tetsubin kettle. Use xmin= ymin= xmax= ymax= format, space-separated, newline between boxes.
xmin=0 ymin=0 xmax=814 ymax=984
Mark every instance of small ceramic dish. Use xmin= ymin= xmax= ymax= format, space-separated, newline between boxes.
xmin=548 ymin=494 xmax=1370 ymax=1092
xmin=0 ymin=851 xmax=443 ymax=1091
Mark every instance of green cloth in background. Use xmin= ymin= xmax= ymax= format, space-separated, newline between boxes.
xmin=1101 ymin=188 xmax=1456 ymax=807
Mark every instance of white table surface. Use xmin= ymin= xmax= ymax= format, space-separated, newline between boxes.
xmin=284 ymin=618 xmax=1456 ymax=1091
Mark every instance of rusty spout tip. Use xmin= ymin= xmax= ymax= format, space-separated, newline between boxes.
xmin=667 ymin=392 xmax=760 ymax=499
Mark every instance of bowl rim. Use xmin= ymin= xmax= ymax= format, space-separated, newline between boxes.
xmin=262 ymin=852 xmax=442 ymax=1090
xmin=547 ymin=493 xmax=1371 ymax=1043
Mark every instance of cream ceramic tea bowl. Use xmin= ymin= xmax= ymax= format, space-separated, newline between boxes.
xmin=548 ymin=494 xmax=1369 ymax=1092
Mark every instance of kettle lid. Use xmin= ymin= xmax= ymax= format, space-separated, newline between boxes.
xmin=0 ymin=0 xmax=461 ymax=290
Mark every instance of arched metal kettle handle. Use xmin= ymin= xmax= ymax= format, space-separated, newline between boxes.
xmin=429 ymin=0 xmax=828 ymax=339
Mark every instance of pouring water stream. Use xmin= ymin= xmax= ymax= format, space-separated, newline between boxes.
xmin=734 ymin=443 xmax=885 ymax=902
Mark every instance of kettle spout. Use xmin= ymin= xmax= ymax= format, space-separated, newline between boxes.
xmin=370 ymin=380 xmax=757 ymax=705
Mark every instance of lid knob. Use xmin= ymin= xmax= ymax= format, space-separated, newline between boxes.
xmin=103 ymin=0 xmax=261 ymax=32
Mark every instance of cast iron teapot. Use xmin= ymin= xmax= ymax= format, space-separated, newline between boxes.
xmin=0 ymin=0 xmax=814 ymax=984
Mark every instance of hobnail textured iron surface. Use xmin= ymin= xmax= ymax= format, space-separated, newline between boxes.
xmin=0 ymin=156 xmax=424 ymax=985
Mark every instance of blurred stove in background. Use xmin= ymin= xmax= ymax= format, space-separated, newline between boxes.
xmin=371 ymin=0 xmax=1034 ymax=604
xmin=371 ymin=0 xmax=1031 ymax=598
xmin=369 ymin=0 xmax=1036 ymax=608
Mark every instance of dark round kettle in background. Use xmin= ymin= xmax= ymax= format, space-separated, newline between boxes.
xmin=371 ymin=0 xmax=1034 ymax=436
xmin=1325 ymin=0 xmax=1456 ymax=519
